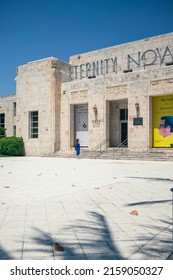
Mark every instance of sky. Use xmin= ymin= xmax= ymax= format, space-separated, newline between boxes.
xmin=0 ymin=0 xmax=173 ymax=96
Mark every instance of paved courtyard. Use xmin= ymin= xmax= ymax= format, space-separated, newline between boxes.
xmin=0 ymin=156 xmax=173 ymax=260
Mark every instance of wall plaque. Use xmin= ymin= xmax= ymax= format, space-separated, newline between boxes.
xmin=133 ymin=117 xmax=143 ymax=126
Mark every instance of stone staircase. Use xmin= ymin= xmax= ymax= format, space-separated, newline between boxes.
xmin=51 ymin=148 xmax=173 ymax=161
xmin=99 ymin=148 xmax=173 ymax=161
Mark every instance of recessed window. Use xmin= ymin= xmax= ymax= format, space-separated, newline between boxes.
xmin=120 ymin=109 xmax=128 ymax=121
xmin=29 ymin=111 xmax=38 ymax=138
xmin=13 ymin=102 xmax=16 ymax=116
xmin=13 ymin=125 xmax=16 ymax=136
xmin=0 ymin=113 xmax=5 ymax=128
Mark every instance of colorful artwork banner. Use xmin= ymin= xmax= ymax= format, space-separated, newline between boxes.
xmin=152 ymin=95 xmax=173 ymax=148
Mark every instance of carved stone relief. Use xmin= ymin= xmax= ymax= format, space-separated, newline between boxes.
xmin=51 ymin=60 xmax=57 ymax=69
xmin=150 ymin=79 xmax=173 ymax=94
xmin=106 ymin=85 xmax=127 ymax=99
xmin=70 ymin=90 xmax=88 ymax=102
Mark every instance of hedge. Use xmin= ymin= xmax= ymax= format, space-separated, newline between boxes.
xmin=0 ymin=137 xmax=24 ymax=156
xmin=0 ymin=127 xmax=6 ymax=137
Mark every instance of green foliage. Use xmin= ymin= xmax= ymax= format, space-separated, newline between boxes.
xmin=0 ymin=127 xmax=6 ymax=137
xmin=0 ymin=137 xmax=24 ymax=156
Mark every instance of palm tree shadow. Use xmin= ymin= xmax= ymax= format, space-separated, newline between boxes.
xmin=0 ymin=245 xmax=14 ymax=260
xmin=131 ymin=219 xmax=172 ymax=259
xmin=128 ymin=199 xmax=172 ymax=206
xmin=24 ymin=211 xmax=125 ymax=260
xmin=126 ymin=199 xmax=172 ymax=259
xmin=67 ymin=211 xmax=125 ymax=259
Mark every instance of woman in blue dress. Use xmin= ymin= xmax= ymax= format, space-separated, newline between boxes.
xmin=75 ymin=139 xmax=80 ymax=158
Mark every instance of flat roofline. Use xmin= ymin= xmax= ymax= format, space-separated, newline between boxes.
xmin=27 ymin=57 xmax=57 ymax=64
xmin=70 ymin=32 xmax=173 ymax=60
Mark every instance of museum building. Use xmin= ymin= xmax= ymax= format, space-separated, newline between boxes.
xmin=0 ymin=32 xmax=173 ymax=156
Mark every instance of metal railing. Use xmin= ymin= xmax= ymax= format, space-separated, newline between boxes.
xmin=90 ymin=139 xmax=109 ymax=157
xmin=117 ymin=138 xmax=128 ymax=148
xmin=90 ymin=138 xmax=128 ymax=158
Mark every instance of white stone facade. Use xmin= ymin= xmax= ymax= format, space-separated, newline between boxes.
xmin=0 ymin=95 xmax=16 ymax=136
xmin=0 ymin=33 xmax=173 ymax=156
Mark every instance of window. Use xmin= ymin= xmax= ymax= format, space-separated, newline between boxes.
xmin=0 ymin=113 xmax=5 ymax=128
xmin=29 ymin=111 xmax=38 ymax=138
xmin=13 ymin=125 xmax=16 ymax=136
xmin=120 ymin=109 xmax=128 ymax=121
xmin=13 ymin=102 xmax=16 ymax=116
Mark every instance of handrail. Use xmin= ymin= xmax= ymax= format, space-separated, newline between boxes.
xmin=117 ymin=138 xmax=128 ymax=148
xmin=90 ymin=138 xmax=128 ymax=158
xmin=90 ymin=139 xmax=109 ymax=157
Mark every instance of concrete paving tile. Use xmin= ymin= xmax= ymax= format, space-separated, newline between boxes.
xmin=128 ymin=251 xmax=149 ymax=260
xmin=6 ymin=205 xmax=27 ymax=216
xmin=26 ymin=211 xmax=47 ymax=220
xmin=47 ymin=213 xmax=70 ymax=222
xmin=51 ymin=236 xmax=78 ymax=245
xmin=121 ymin=229 xmax=154 ymax=243
xmin=80 ymin=241 xmax=114 ymax=255
xmin=3 ymin=215 xmax=26 ymax=223
xmin=46 ymin=209 xmax=68 ymax=217
xmin=85 ymin=252 xmax=123 ymax=260
xmin=118 ymin=222 xmax=153 ymax=236
xmin=0 ymin=224 xmax=25 ymax=237
xmin=53 ymin=242 xmax=84 ymax=256
xmin=22 ymin=246 xmax=53 ymax=258
xmin=66 ymin=214 xmax=89 ymax=222
xmin=108 ymin=239 xmax=139 ymax=259
xmin=0 ymin=251 xmax=22 ymax=260
xmin=76 ymin=233 xmax=108 ymax=243
xmin=144 ymin=239 xmax=172 ymax=254
xmin=49 ymin=227 xmax=71 ymax=235
xmin=140 ymin=224 xmax=170 ymax=236
xmin=22 ymin=251 xmax=54 ymax=260
xmin=157 ymin=228 xmax=172 ymax=240
xmin=0 ymin=157 xmax=172 ymax=260
xmin=0 ymin=209 xmax=7 ymax=224
xmin=0 ymin=239 xmax=23 ymax=260
xmin=24 ymin=225 xmax=49 ymax=236
xmin=134 ymin=248 xmax=170 ymax=260
xmin=23 ymin=237 xmax=52 ymax=247
xmin=167 ymin=253 xmax=173 ymax=260
xmin=107 ymin=230 xmax=132 ymax=241
xmin=23 ymin=241 xmax=52 ymax=253
xmin=111 ymin=216 xmax=136 ymax=224
xmin=54 ymin=254 xmax=86 ymax=260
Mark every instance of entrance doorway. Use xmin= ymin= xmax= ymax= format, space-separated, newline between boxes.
xmin=109 ymin=101 xmax=128 ymax=147
xmin=120 ymin=121 xmax=128 ymax=145
xmin=74 ymin=104 xmax=88 ymax=146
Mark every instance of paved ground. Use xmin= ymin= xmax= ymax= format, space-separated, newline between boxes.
xmin=0 ymin=157 xmax=173 ymax=260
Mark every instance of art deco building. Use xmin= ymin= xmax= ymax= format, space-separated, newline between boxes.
xmin=0 ymin=33 xmax=173 ymax=157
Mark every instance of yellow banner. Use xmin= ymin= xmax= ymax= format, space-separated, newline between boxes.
xmin=152 ymin=95 xmax=173 ymax=148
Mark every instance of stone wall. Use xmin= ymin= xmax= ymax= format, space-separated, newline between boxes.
xmin=0 ymin=95 xmax=16 ymax=136
xmin=16 ymin=58 xmax=70 ymax=156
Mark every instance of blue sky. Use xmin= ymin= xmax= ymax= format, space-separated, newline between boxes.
xmin=0 ymin=0 xmax=173 ymax=96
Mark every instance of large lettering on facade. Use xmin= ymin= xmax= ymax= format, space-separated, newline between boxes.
xmin=69 ymin=46 xmax=173 ymax=81
xmin=128 ymin=46 xmax=173 ymax=69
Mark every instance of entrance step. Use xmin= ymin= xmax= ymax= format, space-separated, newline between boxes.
xmin=51 ymin=148 xmax=173 ymax=161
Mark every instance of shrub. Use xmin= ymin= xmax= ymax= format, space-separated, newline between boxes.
xmin=0 ymin=127 xmax=6 ymax=138
xmin=0 ymin=137 xmax=24 ymax=156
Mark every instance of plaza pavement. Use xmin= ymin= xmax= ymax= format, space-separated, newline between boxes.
xmin=0 ymin=156 xmax=173 ymax=260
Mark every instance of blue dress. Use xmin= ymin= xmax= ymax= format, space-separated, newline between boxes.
xmin=75 ymin=143 xmax=80 ymax=156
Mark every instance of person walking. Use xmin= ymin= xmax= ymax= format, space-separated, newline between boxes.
xmin=75 ymin=139 xmax=80 ymax=158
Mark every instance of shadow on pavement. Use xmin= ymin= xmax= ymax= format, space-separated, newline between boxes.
xmin=23 ymin=211 xmax=124 ymax=260
xmin=0 ymin=245 xmax=14 ymax=260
